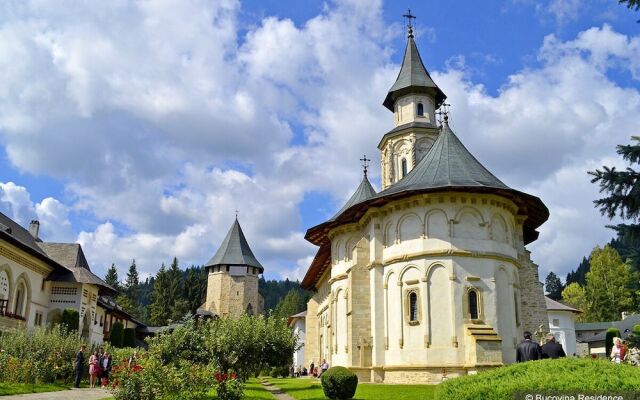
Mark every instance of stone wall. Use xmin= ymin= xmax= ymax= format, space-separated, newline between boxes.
xmin=348 ymin=237 xmax=371 ymax=367
xmin=305 ymin=296 xmax=319 ymax=368
xmin=518 ymin=251 xmax=549 ymax=338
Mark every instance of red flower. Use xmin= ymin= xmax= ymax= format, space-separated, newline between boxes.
xmin=112 ymin=379 xmax=119 ymax=388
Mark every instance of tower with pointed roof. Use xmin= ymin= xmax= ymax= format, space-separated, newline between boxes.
xmin=379 ymin=16 xmax=447 ymax=190
xmin=203 ymin=218 xmax=264 ymax=318
xmin=300 ymin=13 xmax=550 ymax=383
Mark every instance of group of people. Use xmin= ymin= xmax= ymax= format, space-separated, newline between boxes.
xmin=289 ymin=359 xmax=330 ymax=378
xmin=516 ymin=332 xmax=566 ymax=362
xmin=74 ymin=345 xmax=138 ymax=389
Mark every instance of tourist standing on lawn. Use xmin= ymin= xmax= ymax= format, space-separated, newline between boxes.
xmin=88 ymin=350 xmax=99 ymax=388
xmin=101 ymin=351 xmax=112 ymax=388
xmin=611 ymin=338 xmax=627 ymax=363
xmin=74 ymin=345 xmax=86 ymax=388
xmin=541 ymin=334 xmax=566 ymax=359
xmin=310 ymin=361 xmax=315 ymax=377
xmin=516 ymin=331 xmax=542 ymax=362
xmin=319 ymin=359 xmax=329 ymax=376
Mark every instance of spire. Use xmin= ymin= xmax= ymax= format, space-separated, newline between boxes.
xmin=205 ymin=218 xmax=264 ymax=272
xmin=383 ymin=11 xmax=446 ymax=112
xmin=331 ymin=171 xmax=377 ymax=221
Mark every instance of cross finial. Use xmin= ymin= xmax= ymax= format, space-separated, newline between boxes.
xmin=402 ymin=9 xmax=416 ymax=38
xmin=360 ymin=154 xmax=371 ymax=178
xmin=235 ymin=209 xmax=239 ymax=219
xmin=436 ymin=103 xmax=451 ymax=125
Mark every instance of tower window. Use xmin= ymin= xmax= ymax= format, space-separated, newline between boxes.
xmin=469 ymin=290 xmax=479 ymax=320
xmin=417 ymin=103 xmax=424 ymax=117
xmin=246 ymin=303 xmax=253 ymax=315
xmin=409 ymin=291 xmax=418 ymax=323
xmin=401 ymin=158 xmax=408 ymax=178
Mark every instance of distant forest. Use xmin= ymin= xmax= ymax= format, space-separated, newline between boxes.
xmin=103 ymin=258 xmax=311 ymax=326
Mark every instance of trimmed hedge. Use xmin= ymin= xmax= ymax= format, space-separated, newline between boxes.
xmin=123 ymin=328 xmax=136 ymax=348
xmin=110 ymin=321 xmax=124 ymax=348
xmin=320 ymin=366 xmax=358 ymax=400
xmin=435 ymin=358 xmax=640 ymax=400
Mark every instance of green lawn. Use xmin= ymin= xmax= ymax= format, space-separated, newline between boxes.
xmin=266 ymin=378 xmax=436 ymax=400
xmin=0 ymin=382 xmax=69 ymax=396
xmin=205 ymin=378 xmax=275 ymax=400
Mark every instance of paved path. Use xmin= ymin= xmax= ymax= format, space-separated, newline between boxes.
xmin=261 ymin=381 xmax=295 ymax=400
xmin=1 ymin=388 xmax=111 ymax=400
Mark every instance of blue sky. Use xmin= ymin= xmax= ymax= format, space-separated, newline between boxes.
xmin=0 ymin=0 xmax=639 ymax=283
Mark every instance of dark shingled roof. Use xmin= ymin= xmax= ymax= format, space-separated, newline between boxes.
xmin=39 ymin=243 xmax=116 ymax=294
xmin=382 ymin=121 xmax=509 ymax=195
xmin=331 ymin=175 xmax=377 ymax=220
xmin=383 ymin=35 xmax=446 ymax=111
xmin=205 ymin=218 xmax=264 ymax=272
xmin=0 ymin=212 xmax=47 ymax=257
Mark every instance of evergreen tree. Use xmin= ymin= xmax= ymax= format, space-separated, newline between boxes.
xmin=584 ymin=245 xmax=634 ymax=322
xmin=167 ymin=257 xmax=189 ymax=321
xmin=590 ymin=136 xmax=640 ymax=271
xmin=566 ymin=257 xmax=590 ymax=286
xmin=545 ymin=271 xmax=564 ymax=300
xmin=149 ymin=264 xmax=172 ymax=326
xmin=184 ymin=266 xmax=207 ymax=315
xmin=125 ymin=259 xmax=140 ymax=297
xmin=104 ymin=264 xmax=120 ymax=291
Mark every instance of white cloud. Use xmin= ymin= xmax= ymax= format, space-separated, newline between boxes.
xmin=0 ymin=2 xmax=638 ymax=284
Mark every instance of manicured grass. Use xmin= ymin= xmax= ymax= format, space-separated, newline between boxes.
xmin=267 ymin=378 xmax=436 ymax=400
xmin=206 ymin=378 xmax=275 ymax=400
xmin=0 ymin=382 xmax=69 ymax=396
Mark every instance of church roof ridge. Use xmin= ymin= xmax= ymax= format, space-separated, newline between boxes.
xmin=383 ymin=35 xmax=447 ymax=111
xmin=205 ymin=218 xmax=264 ymax=272
xmin=381 ymin=121 xmax=509 ymax=195
xmin=331 ymin=175 xmax=377 ymax=221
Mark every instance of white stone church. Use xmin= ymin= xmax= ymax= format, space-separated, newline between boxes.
xmin=300 ymin=23 xmax=550 ymax=383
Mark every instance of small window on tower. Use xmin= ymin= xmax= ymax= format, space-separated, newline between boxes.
xmin=469 ymin=290 xmax=479 ymax=320
xmin=401 ymin=158 xmax=408 ymax=177
xmin=417 ymin=103 xmax=424 ymax=117
xmin=408 ymin=291 xmax=418 ymax=323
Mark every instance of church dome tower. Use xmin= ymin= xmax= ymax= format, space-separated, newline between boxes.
xmin=203 ymin=217 xmax=264 ymax=318
xmin=379 ymin=19 xmax=447 ymax=190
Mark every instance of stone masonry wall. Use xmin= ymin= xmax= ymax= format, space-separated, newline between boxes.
xmin=349 ymin=237 xmax=372 ymax=368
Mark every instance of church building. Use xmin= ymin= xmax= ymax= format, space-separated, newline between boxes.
xmin=300 ymin=17 xmax=550 ymax=383
xmin=201 ymin=218 xmax=264 ymax=318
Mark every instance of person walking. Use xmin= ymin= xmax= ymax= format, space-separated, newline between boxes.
xmin=541 ymin=334 xmax=566 ymax=359
xmin=516 ymin=331 xmax=543 ymax=362
xmin=88 ymin=350 xmax=99 ymax=388
xmin=310 ymin=361 xmax=315 ymax=377
xmin=74 ymin=345 xmax=86 ymax=388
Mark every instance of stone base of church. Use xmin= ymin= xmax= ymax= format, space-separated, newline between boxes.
xmin=349 ymin=363 xmax=503 ymax=384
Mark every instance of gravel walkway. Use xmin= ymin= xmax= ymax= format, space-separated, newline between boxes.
xmin=261 ymin=381 xmax=295 ymax=400
xmin=1 ymin=388 xmax=111 ymax=400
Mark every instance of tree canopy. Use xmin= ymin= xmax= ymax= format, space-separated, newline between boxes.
xmin=545 ymin=272 xmax=564 ymax=301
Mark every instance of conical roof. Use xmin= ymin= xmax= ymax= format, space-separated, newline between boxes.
xmin=382 ymin=121 xmax=509 ymax=194
xmin=205 ymin=218 xmax=264 ymax=272
xmin=383 ymin=35 xmax=447 ymax=111
xmin=331 ymin=175 xmax=377 ymax=220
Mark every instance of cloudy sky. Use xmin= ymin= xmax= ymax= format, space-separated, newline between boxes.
xmin=0 ymin=0 xmax=638 ymax=283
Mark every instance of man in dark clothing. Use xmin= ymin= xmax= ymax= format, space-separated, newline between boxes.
xmin=541 ymin=334 xmax=566 ymax=359
xmin=74 ymin=345 xmax=86 ymax=388
xmin=516 ymin=331 xmax=542 ymax=362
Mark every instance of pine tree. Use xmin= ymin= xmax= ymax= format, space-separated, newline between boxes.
xmin=167 ymin=257 xmax=189 ymax=321
xmin=184 ymin=266 xmax=207 ymax=315
xmin=545 ymin=272 xmax=564 ymax=300
xmin=104 ymin=264 xmax=120 ymax=291
xmin=125 ymin=259 xmax=140 ymax=295
xmin=149 ymin=264 xmax=171 ymax=326
xmin=274 ymin=289 xmax=302 ymax=320
xmin=590 ymin=136 xmax=640 ymax=271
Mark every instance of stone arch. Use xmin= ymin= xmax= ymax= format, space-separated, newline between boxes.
xmin=490 ymin=214 xmax=509 ymax=244
xmin=416 ymin=137 xmax=435 ymax=161
xmin=335 ymin=287 xmax=348 ymax=354
xmin=0 ymin=264 xmax=12 ymax=304
xmin=13 ymin=272 xmax=31 ymax=318
xmin=385 ymin=271 xmax=400 ymax=349
xmin=427 ymin=264 xmax=452 ymax=347
xmin=81 ymin=311 xmax=91 ymax=340
xmin=384 ymin=270 xmax=398 ymax=287
xmin=383 ymin=221 xmax=396 ymax=247
xmin=397 ymin=213 xmax=423 ymax=242
xmin=345 ymin=236 xmax=359 ymax=261
xmin=399 ymin=264 xmax=421 ymax=283
xmin=425 ymin=209 xmax=449 ymax=239
xmin=454 ymin=207 xmax=487 ymax=239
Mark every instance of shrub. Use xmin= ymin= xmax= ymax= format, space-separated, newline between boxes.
xmin=320 ymin=366 xmax=358 ymax=400
xmin=606 ymin=327 xmax=621 ymax=356
xmin=269 ymin=366 xmax=289 ymax=378
xmin=435 ymin=358 xmax=640 ymax=400
xmin=61 ymin=308 xmax=79 ymax=332
xmin=123 ymin=328 xmax=136 ymax=348
xmin=111 ymin=322 xmax=125 ymax=348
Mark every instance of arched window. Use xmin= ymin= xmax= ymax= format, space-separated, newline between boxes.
xmin=246 ymin=303 xmax=254 ymax=316
xmin=417 ymin=103 xmax=424 ymax=117
xmin=468 ymin=290 xmax=479 ymax=320
xmin=401 ymin=158 xmax=408 ymax=177
xmin=14 ymin=283 xmax=25 ymax=316
xmin=0 ymin=271 xmax=9 ymax=301
xmin=409 ymin=292 xmax=418 ymax=322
